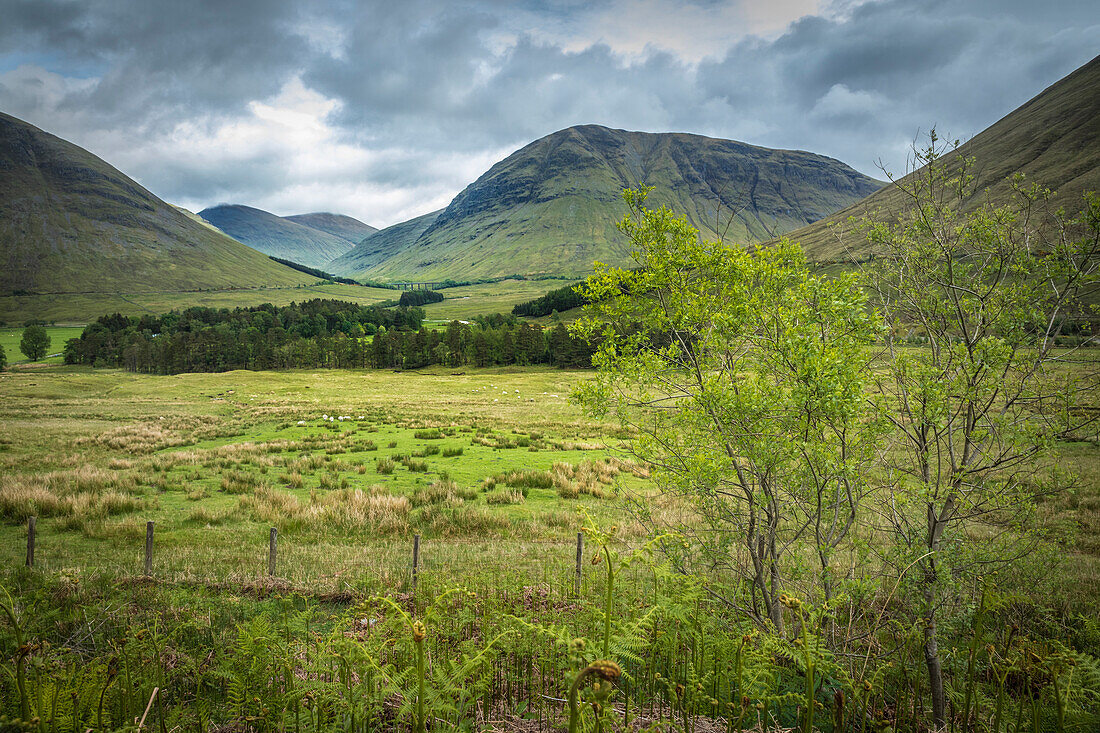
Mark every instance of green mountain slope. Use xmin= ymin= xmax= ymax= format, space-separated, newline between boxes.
xmin=328 ymin=209 xmax=443 ymax=277
xmin=284 ymin=212 xmax=378 ymax=244
xmin=199 ymin=204 xmax=355 ymax=269
xmin=359 ymin=125 xmax=883 ymax=281
xmin=0 ymin=112 xmax=313 ymax=301
xmin=786 ymin=53 xmax=1100 ymax=260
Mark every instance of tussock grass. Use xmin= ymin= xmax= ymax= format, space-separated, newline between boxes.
xmin=486 ymin=489 xmax=526 ymax=505
xmin=551 ymin=460 xmax=620 ymax=498
xmin=239 ymin=485 xmax=410 ymax=533
xmin=0 ymin=466 xmax=143 ymax=522
xmin=401 ymin=457 xmax=429 ymax=473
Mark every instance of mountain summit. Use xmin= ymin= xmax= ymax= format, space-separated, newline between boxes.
xmin=0 ymin=112 xmax=311 ymax=298
xmin=339 ymin=124 xmax=882 ymax=281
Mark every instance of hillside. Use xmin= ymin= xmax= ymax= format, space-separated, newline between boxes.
xmin=0 ymin=112 xmax=313 ymax=305
xmin=329 ymin=209 xmax=444 ymax=277
xmin=786 ymin=53 xmax=1100 ymax=260
xmin=353 ymin=125 xmax=882 ymax=281
xmin=199 ymin=204 xmax=355 ymax=269
xmin=284 ymin=212 xmax=377 ymax=244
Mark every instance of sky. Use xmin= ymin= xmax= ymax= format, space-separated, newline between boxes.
xmin=0 ymin=0 xmax=1096 ymax=228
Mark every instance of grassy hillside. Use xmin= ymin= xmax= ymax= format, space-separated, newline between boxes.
xmin=359 ymin=125 xmax=883 ymax=281
xmin=0 ymin=282 xmax=396 ymax=325
xmin=0 ymin=112 xmax=314 ymax=312
xmin=328 ymin=208 xmax=444 ymax=277
xmin=284 ymin=212 xmax=378 ymax=243
xmin=786 ymin=53 xmax=1100 ymax=260
xmin=199 ymin=204 xmax=355 ymax=269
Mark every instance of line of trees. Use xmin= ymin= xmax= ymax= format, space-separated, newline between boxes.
xmin=63 ymin=300 xmax=593 ymax=374
xmin=512 ymin=282 xmax=587 ymax=317
xmin=397 ymin=290 xmax=445 ymax=307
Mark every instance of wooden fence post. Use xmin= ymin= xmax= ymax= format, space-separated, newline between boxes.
xmin=26 ymin=516 xmax=36 ymax=568
xmin=268 ymin=527 xmax=278 ymax=577
xmin=575 ymin=531 xmax=584 ymax=596
xmin=144 ymin=521 xmax=154 ymax=576
xmin=412 ymin=534 xmax=421 ymax=590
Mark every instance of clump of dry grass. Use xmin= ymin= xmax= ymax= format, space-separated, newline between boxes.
xmin=0 ymin=466 xmax=144 ymax=523
xmin=239 ymin=485 xmax=409 ymax=533
xmin=482 ymin=470 xmax=553 ymax=492
xmin=410 ymin=479 xmax=470 ymax=507
xmin=486 ymin=489 xmax=526 ymax=505
xmin=220 ymin=469 xmax=263 ymax=494
xmin=550 ymin=460 xmax=619 ymax=499
xmin=80 ymin=423 xmax=191 ymax=454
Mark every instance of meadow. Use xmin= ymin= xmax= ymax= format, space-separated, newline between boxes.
xmin=0 ymin=282 xmax=396 ymax=326
xmin=0 ymin=326 xmax=85 ymax=365
xmin=1 ymin=361 xmax=1099 ymax=731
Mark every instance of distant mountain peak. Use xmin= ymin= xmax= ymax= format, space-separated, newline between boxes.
xmin=198 ymin=205 xmax=360 ymax=268
xmin=333 ymin=125 xmax=882 ymax=281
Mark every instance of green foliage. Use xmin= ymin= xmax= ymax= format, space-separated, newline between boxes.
xmin=574 ymin=187 xmax=883 ymax=630
xmin=18 ymin=325 xmax=48 ymax=361
xmin=0 ymin=344 xmax=6 ymax=371
xmin=860 ymin=131 xmax=1100 ymax=724
xmin=398 ymin=290 xmax=445 ymax=307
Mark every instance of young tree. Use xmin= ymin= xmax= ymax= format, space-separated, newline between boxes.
xmin=861 ymin=133 xmax=1100 ymax=725
xmin=574 ymin=189 xmax=883 ymax=632
xmin=0 ymin=343 xmax=6 ymax=371
xmin=19 ymin=325 xmax=50 ymax=361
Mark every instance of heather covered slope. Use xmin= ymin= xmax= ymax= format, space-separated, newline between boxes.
xmin=785 ymin=53 xmax=1100 ymax=261
xmin=358 ymin=124 xmax=882 ymax=281
xmin=0 ymin=112 xmax=314 ymax=300
xmin=284 ymin=212 xmax=378 ymax=244
xmin=198 ymin=204 xmax=356 ymax=269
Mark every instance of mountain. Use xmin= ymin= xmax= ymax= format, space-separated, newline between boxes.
xmin=0 ymin=112 xmax=313 ymax=299
xmin=786 ymin=54 xmax=1100 ymax=261
xmin=350 ymin=125 xmax=883 ymax=281
xmin=198 ymin=204 xmax=355 ymax=269
xmin=328 ymin=209 xmax=444 ymax=277
xmin=284 ymin=212 xmax=377 ymax=244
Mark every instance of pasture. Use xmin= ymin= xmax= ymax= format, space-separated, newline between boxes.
xmin=1 ymin=362 xmax=1099 ymax=731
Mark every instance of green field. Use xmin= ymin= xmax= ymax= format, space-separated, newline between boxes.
xmin=0 ymin=366 xmax=643 ymax=579
xmin=421 ymin=279 xmax=573 ymax=322
xmin=1 ymin=362 xmax=1098 ymax=730
xmin=0 ymin=326 xmax=84 ymax=365
xmin=0 ymin=282 xmax=397 ymax=326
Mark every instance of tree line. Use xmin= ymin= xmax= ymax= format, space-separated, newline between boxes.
xmin=511 ymin=282 xmax=587 ymax=317
xmin=62 ymin=300 xmax=593 ymax=374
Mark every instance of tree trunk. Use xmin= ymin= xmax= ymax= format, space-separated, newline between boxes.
xmin=923 ymin=602 xmax=946 ymax=727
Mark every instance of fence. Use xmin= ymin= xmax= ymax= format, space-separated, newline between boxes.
xmin=22 ymin=517 xmax=589 ymax=596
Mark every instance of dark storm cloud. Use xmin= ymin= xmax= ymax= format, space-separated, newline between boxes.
xmin=0 ymin=0 xmax=1095 ymax=224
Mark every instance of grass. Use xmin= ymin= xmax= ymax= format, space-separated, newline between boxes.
xmin=0 ymin=360 xmax=1098 ymax=730
xmin=0 ymin=365 xmax=645 ymax=580
xmin=0 ymin=282 xmax=396 ymax=326
xmin=420 ymin=280 xmax=571 ymax=321
xmin=0 ymin=326 xmax=84 ymax=365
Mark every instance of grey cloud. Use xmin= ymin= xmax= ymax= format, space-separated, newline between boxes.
xmin=0 ymin=0 xmax=1095 ymax=224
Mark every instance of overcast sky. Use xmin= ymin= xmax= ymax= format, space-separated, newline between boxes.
xmin=1 ymin=0 xmax=1096 ymax=227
